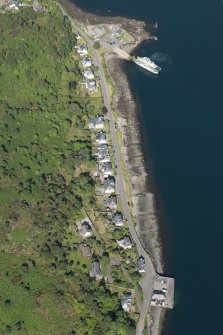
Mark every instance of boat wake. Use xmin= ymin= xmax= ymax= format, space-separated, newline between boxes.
xmin=150 ymin=52 xmax=172 ymax=67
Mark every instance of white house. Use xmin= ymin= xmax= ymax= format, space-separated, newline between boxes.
xmin=98 ymin=146 xmax=109 ymax=159
xmin=96 ymin=132 xmax=107 ymax=144
xmin=83 ymin=68 xmax=94 ymax=80
xmin=121 ymin=294 xmax=132 ymax=312
xmin=100 ymin=162 xmax=112 ymax=177
xmin=79 ymin=221 xmax=92 ymax=238
xmin=86 ymin=80 xmax=96 ymax=93
xmin=113 ymin=212 xmax=124 ymax=227
xmin=88 ymin=116 xmax=104 ymax=130
xmin=9 ymin=0 xmax=22 ymax=9
xmin=95 ymin=116 xmax=104 ymax=129
xmin=74 ymin=32 xmax=81 ymax=40
xmin=104 ymin=178 xmax=115 ymax=195
xmin=75 ymin=44 xmax=88 ymax=56
xmin=117 ymin=236 xmax=132 ymax=249
xmin=81 ymin=57 xmax=92 ymax=68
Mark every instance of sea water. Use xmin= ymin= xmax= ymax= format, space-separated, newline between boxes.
xmin=71 ymin=0 xmax=223 ymax=334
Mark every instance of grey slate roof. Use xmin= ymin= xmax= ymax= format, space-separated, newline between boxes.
xmin=137 ymin=256 xmax=146 ymax=273
xmin=88 ymin=116 xmax=104 ymax=129
xmin=100 ymin=162 xmax=112 ymax=174
xmin=107 ymin=196 xmax=117 ymax=209
xmin=117 ymin=236 xmax=132 ymax=249
xmin=113 ymin=212 xmax=123 ymax=224
xmin=90 ymin=262 xmax=102 ymax=280
xmin=104 ymin=178 xmax=115 ymax=194
xmin=96 ymin=132 xmax=107 ymax=143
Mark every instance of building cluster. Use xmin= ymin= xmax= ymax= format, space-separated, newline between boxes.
xmin=75 ymin=242 xmax=103 ymax=281
xmin=75 ymin=42 xmax=96 ymax=93
xmin=150 ymin=276 xmax=175 ymax=309
xmin=8 ymin=0 xmax=22 ymax=9
xmin=109 ymin=25 xmax=124 ymax=40
xmin=76 ymin=218 xmax=103 ymax=281
xmin=74 ymin=33 xmax=124 ymax=230
xmin=88 ymin=24 xmax=124 ymax=42
xmin=74 ymin=31 xmax=136 ymax=296
xmin=7 ymin=0 xmax=45 ymax=11
xmin=88 ymin=111 xmax=130 ymax=245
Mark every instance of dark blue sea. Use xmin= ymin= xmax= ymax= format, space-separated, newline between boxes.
xmin=71 ymin=0 xmax=223 ymax=334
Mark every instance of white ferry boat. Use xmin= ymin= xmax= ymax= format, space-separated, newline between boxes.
xmin=133 ymin=56 xmax=161 ymax=74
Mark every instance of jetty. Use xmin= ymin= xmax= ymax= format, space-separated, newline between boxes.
xmin=113 ymin=46 xmax=130 ymax=59
xmin=151 ymin=275 xmax=175 ymax=309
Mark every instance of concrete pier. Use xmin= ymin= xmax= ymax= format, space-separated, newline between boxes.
xmin=113 ymin=46 xmax=131 ymax=59
xmin=150 ymin=275 xmax=175 ymax=309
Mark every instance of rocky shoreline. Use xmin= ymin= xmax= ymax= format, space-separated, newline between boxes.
xmin=58 ymin=1 xmax=166 ymax=334
xmin=105 ymin=53 xmax=165 ymax=335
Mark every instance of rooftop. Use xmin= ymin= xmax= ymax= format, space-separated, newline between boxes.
xmin=80 ymin=243 xmax=91 ymax=258
xmin=86 ymin=80 xmax=96 ymax=92
xmin=117 ymin=236 xmax=132 ymax=249
xmin=83 ymin=68 xmax=94 ymax=80
xmin=150 ymin=275 xmax=175 ymax=309
xmin=89 ymin=116 xmax=104 ymax=129
xmin=8 ymin=0 xmax=22 ymax=9
xmin=104 ymin=178 xmax=115 ymax=194
xmin=90 ymin=262 xmax=102 ymax=280
xmin=96 ymin=131 xmax=107 ymax=143
xmin=113 ymin=212 xmax=123 ymax=226
xmin=79 ymin=221 xmax=92 ymax=238
xmin=121 ymin=293 xmax=132 ymax=312
xmin=137 ymin=256 xmax=146 ymax=273
xmin=100 ymin=162 xmax=112 ymax=173
xmin=107 ymin=196 xmax=117 ymax=209
xmin=76 ymin=44 xmax=88 ymax=55
xmin=81 ymin=57 xmax=92 ymax=68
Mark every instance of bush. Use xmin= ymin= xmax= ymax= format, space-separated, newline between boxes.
xmin=93 ymin=41 xmax=101 ymax=49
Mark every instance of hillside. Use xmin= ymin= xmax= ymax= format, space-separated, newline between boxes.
xmin=0 ymin=2 xmax=135 ymax=335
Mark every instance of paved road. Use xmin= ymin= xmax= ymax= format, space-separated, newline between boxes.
xmin=113 ymin=46 xmax=130 ymax=59
xmin=59 ymin=6 xmax=156 ymax=334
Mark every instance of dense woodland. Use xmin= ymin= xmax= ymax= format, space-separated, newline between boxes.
xmin=0 ymin=2 xmax=135 ymax=334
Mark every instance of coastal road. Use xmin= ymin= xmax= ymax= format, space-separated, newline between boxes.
xmin=59 ymin=6 xmax=156 ymax=334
